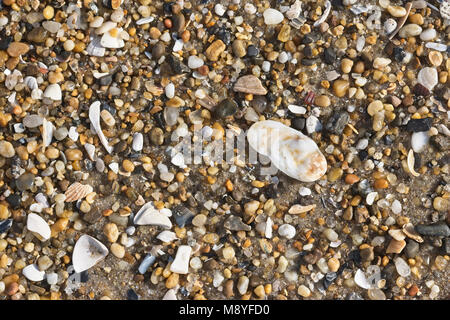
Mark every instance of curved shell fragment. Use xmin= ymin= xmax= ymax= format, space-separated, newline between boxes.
xmin=72 ymin=234 xmax=108 ymax=273
xmin=64 ymin=182 xmax=94 ymax=202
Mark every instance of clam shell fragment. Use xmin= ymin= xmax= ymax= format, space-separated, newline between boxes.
xmin=89 ymin=101 xmax=114 ymax=154
xmin=247 ymin=120 xmax=327 ymax=182
xmin=27 ymin=213 xmax=51 ymax=241
xmin=133 ymin=202 xmax=173 ymax=229
xmin=64 ymin=182 xmax=94 ymax=202
xmin=72 ymin=234 xmax=109 ymax=273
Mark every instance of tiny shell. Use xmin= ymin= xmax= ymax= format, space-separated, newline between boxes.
xmin=288 ymin=204 xmax=316 ymax=214
xmin=247 ymin=120 xmax=327 ymax=182
xmin=407 ymin=149 xmax=420 ymax=177
xmin=22 ymin=264 xmax=45 ymax=282
xmin=72 ymin=234 xmax=109 ymax=273
xmin=27 ymin=213 xmax=51 ymax=241
xmin=64 ymin=182 xmax=94 ymax=202
xmin=402 ymin=223 xmax=424 ymax=243
xmin=233 ymin=75 xmax=267 ymax=95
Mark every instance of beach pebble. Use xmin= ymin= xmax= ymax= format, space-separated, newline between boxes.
xmin=278 ymin=224 xmax=296 ymax=239
xmin=263 ymin=8 xmax=284 ymax=25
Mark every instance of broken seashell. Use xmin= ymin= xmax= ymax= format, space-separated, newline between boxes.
xmin=42 ymin=118 xmax=54 ymax=148
xmin=386 ymin=239 xmax=406 ymax=254
xmin=170 ymin=245 xmax=192 ymax=274
xmin=402 ymin=223 xmax=424 ymax=243
xmin=288 ymin=204 xmax=317 ymax=214
xmin=286 ymin=0 xmax=302 ymax=20
xmin=247 ymin=120 xmax=327 ymax=182
xmin=22 ymin=264 xmax=45 ymax=282
xmin=157 ymin=230 xmax=178 ymax=243
xmin=313 ymin=0 xmax=331 ymax=27
xmin=233 ymin=75 xmax=267 ymax=95
xmin=27 ymin=213 xmax=51 ymax=241
xmin=89 ymin=101 xmax=114 ymax=153
xmin=133 ymin=202 xmax=172 ymax=229
xmin=407 ymin=149 xmax=420 ymax=177
xmin=72 ymin=234 xmax=109 ymax=273
xmin=354 ymin=269 xmax=371 ymax=289
xmin=64 ymin=182 xmax=94 ymax=202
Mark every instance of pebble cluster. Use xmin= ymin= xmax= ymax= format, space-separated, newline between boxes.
xmin=0 ymin=0 xmax=449 ymax=300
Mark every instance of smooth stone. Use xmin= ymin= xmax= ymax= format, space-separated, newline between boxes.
xmin=420 ymin=28 xmax=437 ymax=41
xmin=394 ymin=257 xmax=411 ymax=277
xmin=224 ymin=215 xmax=251 ymax=231
xmin=187 ymin=56 xmax=204 ymax=69
xmin=263 ymin=8 xmax=284 ymax=25
xmin=278 ymin=224 xmax=296 ymax=239
xmin=172 ymin=205 xmax=195 ymax=228
xmin=16 ymin=173 xmax=35 ymax=191
xmin=325 ymin=111 xmax=350 ymax=135
xmin=398 ymin=24 xmax=422 ymax=38
xmin=23 ymin=114 xmax=43 ymax=128
xmin=415 ymin=222 xmax=450 ymax=237
xmin=26 ymin=27 xmax=48 ymax=43
xmin=43 ymin=84 xmax=62 ymax=100
xmin=411 ymin=131 xmax=429 ymax=153
xmin=214 ymin=98 xmax=238 ymax=118
xmin=406 ymin=118 xmax=432 ymax=132
xmin=0 ymin=141 xmax=16 ymax=158
xmin=132 ymin=133 xmax=143 ymax=152
xmin=417 ymin=67 xmax=438 ymax=91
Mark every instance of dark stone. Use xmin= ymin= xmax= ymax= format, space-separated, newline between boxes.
xmin=204 ymin=259 xmax=219 ymax=270
xmin=82 ymin=209 xmax=103 ymax=224
xmin=0 ymin=36 xmax=13 ymax=50
xmin=151 ymin=42 xmax=166 ymax=59
xmin=431 ymin=135 xmax=449 ymax=151
xmin=217 ymin=28 xmax=231 ymax=45
xmin=265 ymin=183 xmax=281 ymax=198
xmin=167 ymin=54 xmax=189 ymax=74
xmin=163 ymin=1 xmax=174 ymax=14
xmin=214 ymin=98 xmax=238 ymax=118
xmin=173 ymin=204 xmax=195 ymax=227
xmin=303 ymin=45 xmax=313 ymax=58
xmin=325 ymin=111 xmax=350 ymax=135
xmin=127 ymin=289 xmax=139 ymax=300
xmin=249 ymin=96 xmax=267 ymax=113
xmin=405 ymin=240 xmax=420 ymax=258
xmin=444 ymin=238 xmax=450 ymax=255
xmin=393 ymin=47 xmax=406 ymax=62
xmin=323 ymin=47 xmax=336 ymax=64
xmin=6 ymin=194 xmax=21 ymax=209
xmin=80 ymin=270 xmax=89 ymax=282
xmin=415 ymin=222 xmax=450 ymax=237
xmin=0 ymin=219 xmax=13 ymax=234
xmin=16 ymin=173 xmax=35 ymax=192
xmin=301 ymin=58 xmax=317 ymax=66
xmin=302 ymin=33 xmax=319 ymax=44
xmin=98 ymin=74 xmax=113 ymax=86
xmin=291 ymin=117 xmax=305 ymax=131
xmin=406 ymin=117 xmax=432 ymax=132
xmin=172 ymin=13 xmax=186 ymax=33
xmin=347 ymin=249 xmax=362 ymax=266
xmin=331 ymin=0 xmax=344 ymax=9
xmin=358 ymin=150 xmax=368 ymax=161
xmin=246 ymin=45 xmax=259 ymax=57
xmin=413 ymin=83 xmax=430 ymax=96
xmin=323 ymin=272 xmax=337 ymax=290
xmin=360 ymin=247 xmax=374 ymax=262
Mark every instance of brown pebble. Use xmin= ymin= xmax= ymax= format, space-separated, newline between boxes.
xmin=7 ymin=42 xmax=29 ymax=57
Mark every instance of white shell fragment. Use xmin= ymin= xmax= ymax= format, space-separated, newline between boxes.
xmin=133 ymin=202 xmax=173 ymax=229
xmin=22 ymin=264 xmax=45 ymax=282
xmin=27 ymin=213 xmax=51 ymax=241
xmin=72 ymin=235 xmax=109 ymax=273
xmin=417 ymin=67 xmax=438 ymax=91
xmin=247 ymin=120 xmax=327 ymax=182
xmin=100 ymin=28 xmax=125 ymax=48
xmin=407 ymin=149 xmax=420 ymax=177
xmin=162 ymin=289 xmax=177 ymax=300
xmin=313 ymin=0 xmax=331 ymax=27
xmin=354 ymin=269 xmax=371 ymax=289
xmin=42 ymin=118 xmax=54 ymax=148
xmin=170 ymin=245 xmax=192 ymax=274
xmin=64 ymin=182 xmax=93 ymax=202
xmin=411 ymin=131 xmax=429 ymax=153
xmin=89 ymin=101 xmax=114 ymax=153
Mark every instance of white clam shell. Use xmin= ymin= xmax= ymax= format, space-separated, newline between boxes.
xmin=354 ymin=269 xmax=371 ymax=289
xmin=27 ymin=213 xmax=51 ymax=241
xmin=72 ymin=234 xmax=109 ymax=273
xmin=133 ymin=202 xmax=173 ymax=229
xmin=42 ymin=118 xmax=54 ymax=148
xmin=169 ymin=245 xmax=192 ymax=274
xmin=22 ymin=264 xmax=45 ymax=282
xmin=247 ymin=120 xmax=327 ymax=182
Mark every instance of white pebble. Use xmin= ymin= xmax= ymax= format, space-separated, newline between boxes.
xmin=263 ymin=8 xmax=284 ymax=25
xmin=420 ymin=28 xmax=437 ymax=41
xmin=299 ymin=187 xmax=311 ymax=196
xmin=165 ymin=83 xmax=175 ymax=99
xmin=262 ymin=61 xmax=271 ymax=72
xmin=278 ymin=224 xmax=296 ymax=239
xmin=411 ymin=131 xmax=429 ymax=153
xmin=188 ymin=55 xmax=204 ymax=69
xmin=214 ymin=4 xmax=226 ymax=16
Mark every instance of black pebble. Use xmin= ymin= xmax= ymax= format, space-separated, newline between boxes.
xmin=291 ymin=117 xmax=306 ymax=131
xmin=246 ymin=45 xmax=259 ymax=57
xmin=0 ymin=219 xmax=13 ymax=234
xmin=127 ymin=289 xmax=139 ymax=300
xmin=323 ymin=47 xmax=336 ymax=64
xmin=6 ymin=194 xmax=21 ymax=209
xmin=406 ymin=117 xmax=432 ymax=132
